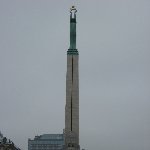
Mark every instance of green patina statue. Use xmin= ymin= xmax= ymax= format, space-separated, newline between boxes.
xmin=67 ymin=6 xmax=78 ymax=55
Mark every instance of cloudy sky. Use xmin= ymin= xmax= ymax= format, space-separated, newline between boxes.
xmin=0 ymin=0 xmax=150 ymax=150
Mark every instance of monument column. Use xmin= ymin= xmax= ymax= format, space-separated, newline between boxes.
xmin=64 ymin=6 xmax=80 ymax=150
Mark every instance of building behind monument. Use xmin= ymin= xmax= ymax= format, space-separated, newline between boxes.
xmin=28 ymin=134 xmax=64 ymax=150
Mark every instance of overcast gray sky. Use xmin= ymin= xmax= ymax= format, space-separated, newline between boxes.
xmin=0 ymin=0 xmax=150 ymax=150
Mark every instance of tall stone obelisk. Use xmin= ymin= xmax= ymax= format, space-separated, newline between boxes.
xmin=64 ymin=6 xmax=80 ymax=150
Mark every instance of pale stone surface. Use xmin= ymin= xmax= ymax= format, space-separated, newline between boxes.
xmin=65 ymin=54 xmax=79 ymax=150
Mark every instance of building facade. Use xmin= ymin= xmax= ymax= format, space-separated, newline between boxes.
xmin=28 ymin=134 xmax=64 ymax=150
xmin=64 ymin=6 xmax=80 ymax=150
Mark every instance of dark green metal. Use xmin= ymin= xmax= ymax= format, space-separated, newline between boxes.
xmin=67 ymin=7 xmax=78 ymax=55
xmin=67 ymin=49 xmax=78 ymax=55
